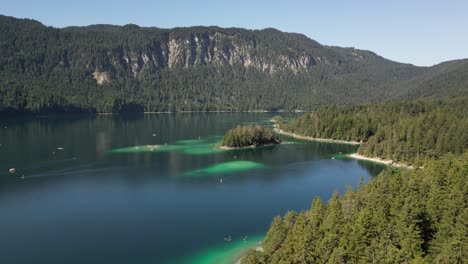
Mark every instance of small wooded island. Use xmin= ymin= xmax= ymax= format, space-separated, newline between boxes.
xmin=221 ymin=125 xmax=281 ymax=149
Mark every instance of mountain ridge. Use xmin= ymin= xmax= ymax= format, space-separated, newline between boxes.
xmin=1 ymin=15 xmax=467 ymax=113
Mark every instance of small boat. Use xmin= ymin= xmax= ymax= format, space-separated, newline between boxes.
xmin=9 ymin=168 xmax=16 ymax=173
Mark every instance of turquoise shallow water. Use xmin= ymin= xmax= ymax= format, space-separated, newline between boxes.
xmin=184 ymin=161 xmax=265 ymax=177
xmin=172 ymin=235 xmax=264 ymax=264
xmin=0 ymin=113 xmax=385 ymax=264
xmin=108 ymin=135 xmax=225 ymax=155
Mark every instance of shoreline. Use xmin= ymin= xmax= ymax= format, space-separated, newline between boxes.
xmin=103 ymin=110 xmax=285 ymax=114
xmin=273 ymin=127 xmax=362 ymax=145
xmin=346 ymin=153 xmax=416 ymax=169
xmin=218 ymin=145 xmax=257 ymax=150
xmin=235 ymin=246 xmax=264 ymax=264
xmin=271 ymin=120 xmax=417 ymax=169
xmin=218 ymin=143 xmax=280 ymax=150
xmin=1 ymin=110 xmax=304 ymax=118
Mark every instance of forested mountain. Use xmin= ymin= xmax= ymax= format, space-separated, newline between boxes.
xmin=394 ymin=59 xmax=468 ymax=99
xmin=244 ymin=98 xmax=468 ymax=264
xmin=277 ymin=97 xmax=468 ymax=165
xmin=1 ymin=15 xmax=467 ymax=113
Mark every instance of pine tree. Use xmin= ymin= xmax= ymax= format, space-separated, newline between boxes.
xmin=319 ymin=191 xmax=344 ymax=261
xmin=263 ymin=216 xmax=288 ymax=255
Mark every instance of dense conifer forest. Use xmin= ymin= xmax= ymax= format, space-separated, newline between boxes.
xmin=242 ymin=153 xmax=467 ymax=264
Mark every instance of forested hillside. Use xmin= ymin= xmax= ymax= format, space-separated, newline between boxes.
xmin=277 ymin=97 xmax=468 ymax=165
xmin=395 ymin=59 xmax=468 ymax=99
xmin=244 ymin=98 xmax=468 ymax=263
xmin=1 ymin=15 xmax=467 ymax=113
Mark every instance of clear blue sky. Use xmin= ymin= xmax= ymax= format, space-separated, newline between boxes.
xmin=2 ymin=0 xmax=467 ymax=66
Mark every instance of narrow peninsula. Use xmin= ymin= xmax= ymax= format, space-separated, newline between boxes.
xmin=220 ymin=125 xmax=281 ymax=149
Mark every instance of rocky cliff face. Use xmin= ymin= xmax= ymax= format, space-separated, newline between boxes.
xmin=0 ymin=15 xmax=382 ymax=86
xmin=93 ymin=31 xmax=322 ymax=83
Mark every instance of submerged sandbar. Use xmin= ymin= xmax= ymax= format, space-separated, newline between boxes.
xmin=184 ymin=161 xmax=264 ymax=177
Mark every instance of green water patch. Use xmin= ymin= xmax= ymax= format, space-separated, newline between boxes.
xmin=178 ymin=136 xmax=227 ymax=155
xmin=108 ymin=144 xmax=185 ymax=153
xmin=173 ymin=235 xmax=264 ymax=264
xmin=108 ymin=135 xmax=287 ymax=156
xmin=181 ymin=145 xmax=225 ymax=155
xmin=184 ymin=161 xmax=264 ymax=177
xmin=108 ymin=136 xmax=226 ymax=155
xmin=176 ymin=136 xmax=223 ymax=145
xmin=178 ymin=136 xmax=226 ymax=155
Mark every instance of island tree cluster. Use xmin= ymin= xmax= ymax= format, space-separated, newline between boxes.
xmin=221 ymin=125 xmax=281 ymax=148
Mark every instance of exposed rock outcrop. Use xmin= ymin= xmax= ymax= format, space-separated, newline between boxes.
xmin=89 ymin=31 xmax=326 ymax=82
xmin=92 ymin=70 xmax=110 ymax=85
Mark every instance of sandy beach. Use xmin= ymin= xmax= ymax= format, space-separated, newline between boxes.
xmin=218 ymin=145 xmax=257 ymax=150
xmin=218 ymin=143 xmax=279 ymax=150
xmin=274 ymin=127 xmax=362 ymax=145
xmin=235 ymin=246 xmax=264 ymax=264
xmin=346 ymin=153 xmax=416 ymax=169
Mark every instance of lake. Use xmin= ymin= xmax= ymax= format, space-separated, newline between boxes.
xmin=0 ymin=113 xmax=385 ymax=264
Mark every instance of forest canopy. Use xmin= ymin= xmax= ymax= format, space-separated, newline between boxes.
xmin=242 ymin=152 xmax=468 ymax=264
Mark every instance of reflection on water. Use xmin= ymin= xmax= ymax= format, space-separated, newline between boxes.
xmin=0 ymin=113 xmax=384 ymax=264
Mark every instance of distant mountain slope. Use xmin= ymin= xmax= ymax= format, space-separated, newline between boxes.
xmin=393 ymin=59 xmax=468 ymax=99
xmin=0 ymin=15 xmax=466 ymax=113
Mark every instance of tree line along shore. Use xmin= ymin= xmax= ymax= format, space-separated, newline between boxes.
xmin=273 ymin=97 xmax=467 ymax=166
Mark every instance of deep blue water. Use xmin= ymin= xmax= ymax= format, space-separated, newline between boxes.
xmin=0 ymin=113 xmax=384 ymax=264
